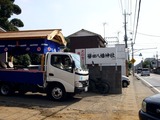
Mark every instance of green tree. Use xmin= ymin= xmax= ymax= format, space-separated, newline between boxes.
xmin=13 ymin=54 xmax=31 ymax=67
xmin=142 ymin=60 xmax=150 ymax=68
xmin=0 ymin=0 xmax=24 ymax=31
xmin=128 ymin=61 xmax=132 ymax=69
xmin=64 ymin=37 xmax=70 ymax=52
xmin=29 ymin=53 xmax=41 ymax=65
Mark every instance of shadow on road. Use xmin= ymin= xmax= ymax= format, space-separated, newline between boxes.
xmin=0 ymin=92 xmax=82 ymax=109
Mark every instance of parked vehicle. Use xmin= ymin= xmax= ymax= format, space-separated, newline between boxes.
xmin=122 ymin=75 xmax=130 ymax=88
xmin=139 ymin=94 xmax=160 ymax=120
xmin=137 ymin=68 xmax=142 ymax=74
xmin=0 ymin=52 xmax=89 ymax=101
xmin=0 ymin=30 xmax=89 ymax=101
xmin=141 ymin=68 xmax=150 ymax=76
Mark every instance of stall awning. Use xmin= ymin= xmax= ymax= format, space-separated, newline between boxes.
xmin=0 ymin=29 xmax=67 ymax=54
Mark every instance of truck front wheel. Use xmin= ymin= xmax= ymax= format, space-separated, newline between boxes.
xmin=0 ymin=84 xmax=12 ymax=96
xmin=47 ymin=85 xmax=66 ymax=101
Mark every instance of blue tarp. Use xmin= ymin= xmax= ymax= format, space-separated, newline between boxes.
xmin=0 ymin=70 xmax=44 ymax=86
xmin=0 ymin=38 xmax=60 ymax=54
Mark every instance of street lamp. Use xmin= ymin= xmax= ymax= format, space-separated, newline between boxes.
xmin=103 ymin=22 xmax=106 ymax=40
xmin=139 ymin=53 xmax=143 ymax=68
xmin=139 ymin=53 xmax=142 ymax=56
xmin=156 ymin=51 xmax=158 ymax=68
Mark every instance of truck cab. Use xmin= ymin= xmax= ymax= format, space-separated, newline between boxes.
xmin=45 ymin=52 xmax=89 ymax=100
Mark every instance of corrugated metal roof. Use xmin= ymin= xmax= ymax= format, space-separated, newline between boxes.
xmin=0 ymin=29 xmax=67 ymax=46
xmin=0 ymin=29 xmax=59 ymax=40
xmin=68 ymin=29 xmax=100 ymax=37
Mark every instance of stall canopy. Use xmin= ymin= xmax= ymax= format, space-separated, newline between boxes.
xmin=0 ymin=29 xmax=67 ymax=55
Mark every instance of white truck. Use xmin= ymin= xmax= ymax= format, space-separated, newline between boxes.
xmin=0 ymin=30 xmax=89 ymax=101
xmin=0 ymin=52 xmax=89 ymax=101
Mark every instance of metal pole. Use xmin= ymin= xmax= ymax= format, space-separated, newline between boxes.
xmin=156 ymin=51 xmax=158 ymax=68
xmin=124 ymin=11 xmax=128 ymax=49
xmin=131 ymin=42 xmax=134 ymax=76
xmin=103 ymin=22 xmax=106 ymax=40
xmin=124 ymin=10 xmax=128 ymax=76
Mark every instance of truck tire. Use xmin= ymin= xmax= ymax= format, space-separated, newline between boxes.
xmin=47 ymin=84 xmax=66 ymax=101
xmin=0 ymin=84 xmax=12 ymax=96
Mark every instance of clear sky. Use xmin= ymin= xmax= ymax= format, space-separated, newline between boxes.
xmin=132 ymin=0 xmax=160 ymax=65
xmin=13 ymin=0 xmax=160 ymax=65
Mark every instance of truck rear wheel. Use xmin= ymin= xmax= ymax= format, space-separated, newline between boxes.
xmin=47 ymin=85 xmax=66 ymax=101
xmin=0 ymin=84 xmax=12 ymax=96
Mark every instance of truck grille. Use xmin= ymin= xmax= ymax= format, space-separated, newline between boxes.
xmin=147 ymin=103 xmax=160 ymax=118
xmin=80 ymin=80 xmax=89 ymax=87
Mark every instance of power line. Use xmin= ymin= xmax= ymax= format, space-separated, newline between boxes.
xmin=133 ymin=0 xmax=141 ymax=44
xmin=119 ymin=0 xmax=124 ymax=14
xmin=137 ymin=32 xmax=160 ymax=37
xmin=129 ymin=0 xmax=132 ymax=30
xmin=132 ymin=0 xmax=138 ymax=41
xmin=124 ymin=0 xmax=127 ymax=13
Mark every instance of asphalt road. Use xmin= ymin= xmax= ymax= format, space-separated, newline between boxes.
xmin=135 ymin=73 xmax=160 ymax=93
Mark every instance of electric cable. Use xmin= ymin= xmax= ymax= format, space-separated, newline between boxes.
xmin=119 ymin=0 xmax=124 ymax=14
xmin=133 ymin=0 xmax=141 ymax=44
xmin=132 ymin=0 xmax=138 ymax=43
xmin=137 ymin=32 xmax=160 ymax=37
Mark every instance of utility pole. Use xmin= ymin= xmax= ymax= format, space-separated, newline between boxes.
xmin=124 ymin=10 xmax=129 ymax=76
xmin=156 ymin=51 xmax=158 ymax=68
xmin=124 ymin=10 xmax=128 ymax=49
xmin=131 ymin=42 xmax=135 ymax=76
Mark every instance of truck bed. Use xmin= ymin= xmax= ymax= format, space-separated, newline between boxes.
xmin=0 ymin=69 xmax=45 ymax=86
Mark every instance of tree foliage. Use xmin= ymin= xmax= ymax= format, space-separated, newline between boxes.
xmin=128 ymin=61 xmax=132 ymax=69
xmin=64 ymin=37 xmax=70 ymax=52
xmin=0 ymin=0 xmax=24 ymax=31
xmin=29 ymin=53 xmax=41 ymax=65
xmin=13 ymin=54 xmax=31 ymax=67
xmin=142 ymin=60 xmax=151 ymax=68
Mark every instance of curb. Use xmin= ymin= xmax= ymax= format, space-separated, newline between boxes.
xmin=135 ymin=74 xmax=160 ymax=94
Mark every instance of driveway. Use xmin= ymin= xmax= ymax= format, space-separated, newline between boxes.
xmin=0 ymin=76 xmax=155 ymax=120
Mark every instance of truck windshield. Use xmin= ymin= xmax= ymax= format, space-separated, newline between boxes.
xmin=71 ymin=54 xmax=84 ymax=69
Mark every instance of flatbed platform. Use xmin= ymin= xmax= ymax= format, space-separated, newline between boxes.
xmin=0 ymin=69 xmax=45 ymax=86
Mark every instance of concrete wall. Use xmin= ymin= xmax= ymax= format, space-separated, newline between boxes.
xmin=88 ymin=65 xmax=122 ymax=94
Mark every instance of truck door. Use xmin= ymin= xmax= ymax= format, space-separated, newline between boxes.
xmin=47 ymin=54 xmax=75 ymax=92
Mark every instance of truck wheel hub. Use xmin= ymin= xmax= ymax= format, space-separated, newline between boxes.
xmin=1 ymin=85 xmax=9 ymax=95
xmin=52 ymin=88 xmax=62 ymax=99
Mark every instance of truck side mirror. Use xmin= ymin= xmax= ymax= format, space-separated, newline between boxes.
xmin=72 ymin=61 xmax=75 ymax=68
xmin=92 ymin=61 xmax=95 ymax=66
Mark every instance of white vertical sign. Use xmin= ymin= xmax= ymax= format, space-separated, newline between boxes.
xmin=86 ymin=48 xmax=117 ymax=64
xmin=75 ymin=49 xmax=86 ymax=65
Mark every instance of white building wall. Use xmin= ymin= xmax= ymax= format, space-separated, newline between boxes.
xmin=115 ymin=44 xmax=126 ymax=76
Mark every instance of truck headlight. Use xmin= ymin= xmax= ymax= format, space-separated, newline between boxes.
xmin=142 ymin=101 xmax=147 ymax=112
xmin=75 ymin=81 xmax=83 ymax=87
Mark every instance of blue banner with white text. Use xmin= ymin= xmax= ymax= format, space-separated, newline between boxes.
xmin=0 ymin=39 xmax=60 ymax=55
